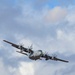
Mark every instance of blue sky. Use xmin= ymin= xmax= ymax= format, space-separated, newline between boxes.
xmin=0 ymin=0 xmax=75 ymax=75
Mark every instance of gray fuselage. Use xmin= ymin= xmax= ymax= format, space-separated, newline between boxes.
xmin=29 ymin=50 xmax=43 ymax=60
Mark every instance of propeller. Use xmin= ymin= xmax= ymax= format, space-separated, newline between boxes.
xmin=28 ymin=44 xmax=33 ymax=50
xmin=44 ymin=52 xmax=50 ymax=60
xmin=51 ymin=54 xmax=58 ymax=60
xmin=19 ymin=43 xmax=24 ymax=47
xmin=52 ymin=54 xmax=57 ymax=57
xmin=29 ymin=44 xmax=33 ymax=49
xmin=18 ymin=43 xmax=24 ymax=52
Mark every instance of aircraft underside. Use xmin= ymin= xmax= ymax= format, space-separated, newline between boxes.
xmin=29 ymin=56 xmax=40 ymax=60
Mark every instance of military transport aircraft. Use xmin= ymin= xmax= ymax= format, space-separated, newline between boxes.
xmin=3 ymin=40 xmax=69 ymax=63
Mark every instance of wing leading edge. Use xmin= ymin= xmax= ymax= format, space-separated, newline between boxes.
xmin=3 ymin=40 xmax=33 ymax=53
xmin=42 ymin=54 xmax=69 ymax=63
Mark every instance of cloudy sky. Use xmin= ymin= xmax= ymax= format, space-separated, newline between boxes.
xmin=0 ymin=0 xmax=75 ymax=75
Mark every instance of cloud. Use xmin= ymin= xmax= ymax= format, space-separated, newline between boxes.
xmin=0 ymin=58 xmax=34 ymax=75
xmin=0 ymin=1 xmax=75 ymax=75
xmin=65 ymin=6 xmax=75 ymax=26
xmin=33 ymin=61 xmax=72 ymax=75
xmin=44 ymin=6 xmax=67 ymax=24
xmin=53 ymin=29 xmax=75 ymax=54
xmin=17 ymin=62 xmax=34 ymax=75
xmin=0 ymin=58 xmax=10 ymax=75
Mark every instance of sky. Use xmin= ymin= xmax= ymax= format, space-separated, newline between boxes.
xmin=0 ymin=0 xmax=75 ymax=75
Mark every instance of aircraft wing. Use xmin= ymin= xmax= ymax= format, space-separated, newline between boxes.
xmin=51 ymin=56 xmax=69 ymax=63
xmin=42 ymin=54 xmax=69 ymax=63
xmin=3 ymin=40 xmax=33 ymax=53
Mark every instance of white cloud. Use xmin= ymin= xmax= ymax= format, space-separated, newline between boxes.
xmin=33 ymin=61 xmax=70 ymax=75
xmin=68 ymin=15 xmax=75 ymax=25
xmin=44 ymin=6 xmax=67 ymax=24
xmin=16 ymin=4 xmax=68 ymax=28
xmin=14 ymin=34 xmax=33 ymax=47
xmin=19 ymin=62 xmax=34 ymax=75
xmin=0 ymin=58 xmax=10 ymax=75
xmin=0 ymin=57 xmax=33 ymax=75
xmin=57 ymin=30 xmax=75 ymax=41
xmin=56 ymin=29 xmax=75 ymax=52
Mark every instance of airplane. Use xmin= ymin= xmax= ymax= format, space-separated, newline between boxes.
xmin=3 ymin=40 xmax=69 ymax=63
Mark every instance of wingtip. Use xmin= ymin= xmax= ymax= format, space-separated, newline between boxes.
xmin=67 ymin=61 xmax=69 ymax=63
xmin=3 ymin=40 xmax=6 ymax=42
xmin=65 ymin=60 xmax=69 ymax=63
xmin=3 ymin=40 xmax=10 ymax=43
xmin=3 ymin=40 xmax=5 ymax=41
